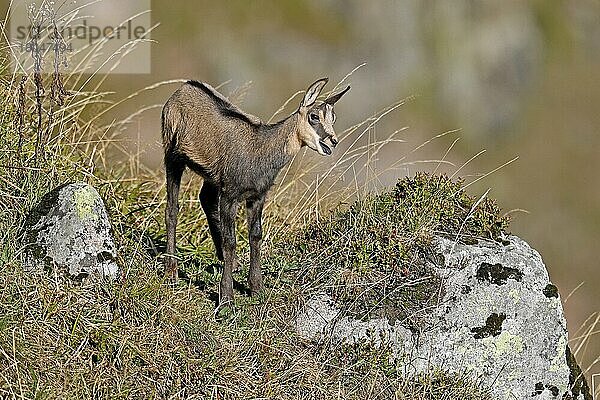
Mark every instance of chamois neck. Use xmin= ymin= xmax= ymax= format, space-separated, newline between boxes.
xmin=260 ymin=113 xmax=301 ymax=167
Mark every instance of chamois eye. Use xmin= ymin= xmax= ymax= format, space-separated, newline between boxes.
xmin=309 ymin=113 xmax=320 ymax=123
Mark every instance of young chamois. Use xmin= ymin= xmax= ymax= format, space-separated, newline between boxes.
xmin=162 ymin=78 xmax=350 ymax=305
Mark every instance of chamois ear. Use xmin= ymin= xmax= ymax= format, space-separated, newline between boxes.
xmin=324 ymin=85 xmax=350 ymax=105
xmin=301 ymin=78 xmax=328 ymax=108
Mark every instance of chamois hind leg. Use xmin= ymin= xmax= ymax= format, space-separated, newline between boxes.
xmin=246 ymin=196 xmax=265 ymax=295
xmin=199 ymin=181 xmax=224 ymax=261
xmin=218 ymin=194 xmax=238 ymax=305
xmin=165 ymin=159 xmax=185 ymax=280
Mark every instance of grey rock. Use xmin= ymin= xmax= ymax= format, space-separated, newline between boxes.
xmin=296 ymin=235 xmax=590 ymax=400
xmin=23 ymin=183 xmax=118 ymax=278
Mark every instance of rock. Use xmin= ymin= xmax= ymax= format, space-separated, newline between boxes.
xmin=23 ymin=183 xmax=118 ymax=279
xmin=296 ymin=235 xmax=591 ymax=400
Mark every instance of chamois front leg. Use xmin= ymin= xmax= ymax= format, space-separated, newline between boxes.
xmin=246 ymin=196 xmax=265 ymax=295
xmin=219 ymin=195 xmax=238 ymax=305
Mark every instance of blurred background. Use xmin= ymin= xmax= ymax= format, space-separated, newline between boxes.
xmin=7 ymin=0 xmax=600 ymax=380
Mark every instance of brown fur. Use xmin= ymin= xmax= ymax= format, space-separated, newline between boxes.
xmin=162 ymin=78 xmax=349 ymax=305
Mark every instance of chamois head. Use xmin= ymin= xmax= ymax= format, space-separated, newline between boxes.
xmin=297 ymin=78 xmax=350 ymax=156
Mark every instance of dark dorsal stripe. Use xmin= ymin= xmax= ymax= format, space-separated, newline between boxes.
xmin=186 ymin=80 xmax=258 ymax=126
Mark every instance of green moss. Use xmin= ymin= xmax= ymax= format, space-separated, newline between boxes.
xmin=393 ymin=173 xmax=510 ymax=242
xmin=73 ymin=186 xmax=99 ymax=221
xmin=281 ymin=173 xmax=510 ymax=328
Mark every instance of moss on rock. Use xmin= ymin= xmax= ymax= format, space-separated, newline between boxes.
xmin=283 ymin=173 xmax=510 ymax=328
xmin=73 ymin=185 xmax=101 ymax=221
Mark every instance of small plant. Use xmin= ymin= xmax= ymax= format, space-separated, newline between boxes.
xmin=281 ymin=172 xmax=510 ymax=327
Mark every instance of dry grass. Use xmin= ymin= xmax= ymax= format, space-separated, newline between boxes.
xmin=0 ymin=40 xmax=495 ymax=399
xmin=0 ymin=3 xmax=590 ymax=398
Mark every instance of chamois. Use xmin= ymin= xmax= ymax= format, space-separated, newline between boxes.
xmin=161 ymin=77 xmax=350 ymax=305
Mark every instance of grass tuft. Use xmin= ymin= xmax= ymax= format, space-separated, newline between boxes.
xmin=278 ymin=172 xmax=510 ymax=328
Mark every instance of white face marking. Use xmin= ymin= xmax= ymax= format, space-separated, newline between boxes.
xmin=325 ymin=104 xmax=334 ymax=124
xmin=299 ymin=113 xmax=328 ymax=156
xmin=306 ymin=126 xmax=328 ymax=155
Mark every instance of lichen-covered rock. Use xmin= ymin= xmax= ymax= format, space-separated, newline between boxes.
xmin=296 ymin=235 xmax=590 ymax=400
xmin=23 ymin=183 xmax=118 ymax=278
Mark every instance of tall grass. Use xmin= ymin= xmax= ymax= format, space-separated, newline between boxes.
xmin=0 ymin=4 xmax=494 ymax=397
xmin=0 ymin=2 xmax=594 ymax=398
xmin=0 ymin=75 xmax=495 ymax=400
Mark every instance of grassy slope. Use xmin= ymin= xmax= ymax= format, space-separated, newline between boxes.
xmin=0 ymin=59 xmax=505 ymax=399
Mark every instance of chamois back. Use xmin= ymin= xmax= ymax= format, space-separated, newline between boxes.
xmin=161 ymin=81 xmax=263 ymax=181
